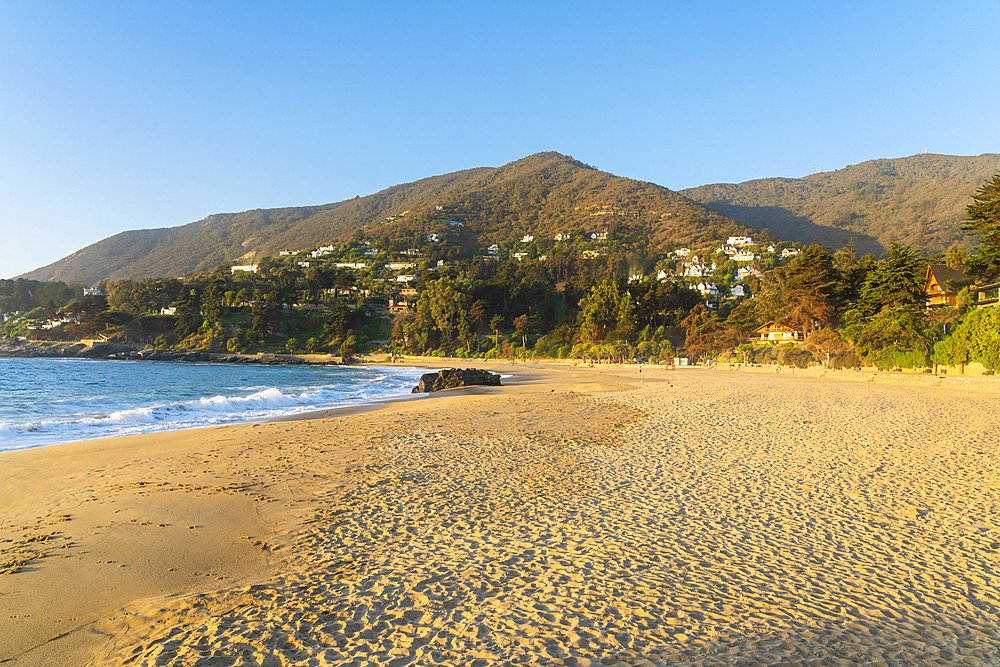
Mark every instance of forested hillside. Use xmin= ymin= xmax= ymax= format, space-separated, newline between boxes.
xmin=681 ymin=153 xmax=1000 ymax=256
xmin=20 ymin=153 xmax=747 ymax=285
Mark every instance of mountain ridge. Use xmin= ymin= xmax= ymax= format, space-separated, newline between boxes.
xmin=19 ymin=153 xmax=748 ymax=285
xmin=680 ymin=152 xmax=1000 ymax=257
xmin=18 ymin=151 xmax=1000 ymax=285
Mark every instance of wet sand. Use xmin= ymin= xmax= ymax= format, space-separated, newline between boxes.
xmin=3 ymin=363 xmax=1000 ymax=665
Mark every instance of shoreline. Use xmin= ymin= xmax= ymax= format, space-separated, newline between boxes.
xmin=5 ymin=357 xmax=1000 ymax=456
xmin=0 ymin=362 xmax=592 ymax=667
xmin=0 ymin=360 xmax=524 ymax=454
xmin=4 ymin=362 xmax=1000 ymax=665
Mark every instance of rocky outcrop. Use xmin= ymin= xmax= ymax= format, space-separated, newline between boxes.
xmin=0 ymin=338 xmax=315 ymax=365
xmin=0 ymin=338 xmax=137 ymax=358
xmin=412 ymin=368 xmax=502 ymax=393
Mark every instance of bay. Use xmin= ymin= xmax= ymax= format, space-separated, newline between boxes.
xmin=0 ymin=357 xmax=427 ymax=451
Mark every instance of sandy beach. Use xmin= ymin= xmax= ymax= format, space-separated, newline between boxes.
xmin=3 ymin=362 xmax=1000 ymax=666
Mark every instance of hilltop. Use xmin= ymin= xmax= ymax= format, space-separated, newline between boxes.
xmin=681 ymin=153 xmax=1000 ymax=256
xmin=19 ymin=153 xmax=748 ymax=285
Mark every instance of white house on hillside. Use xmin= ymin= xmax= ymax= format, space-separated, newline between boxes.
xmin=737 ymin=266 xmax=763 ymax=281
xmin=311 ymin=245 xmax=335 ymax=258
xmin=683 ymin=263 xmax=709 ymax=278
xmin=727 ymin=236 xmax=753 ymax=245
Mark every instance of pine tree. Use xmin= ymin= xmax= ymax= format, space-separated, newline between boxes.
xmin=857 ymin=243 xmax=926 ymax=316
xmin=962 ymin=174 xmax=1000 ymax=282
xmin=963 ymin=173 xmax=1000 ymax=282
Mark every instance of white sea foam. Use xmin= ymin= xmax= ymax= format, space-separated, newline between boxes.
xmin=0 ymin=360 xmax=427 ymax=451
xmin=195 ymin=387 xmax=299 ymax=411
xmin=102 ymin=406 xmax=159 ymax=424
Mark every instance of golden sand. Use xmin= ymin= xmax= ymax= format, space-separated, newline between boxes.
xmin=3 ymin=363 xmax=1000 ymax=665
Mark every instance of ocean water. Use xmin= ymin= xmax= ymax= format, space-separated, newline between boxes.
xmin=0 ymin=357 xmax=430 ymax=451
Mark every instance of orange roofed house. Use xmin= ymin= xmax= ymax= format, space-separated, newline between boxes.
xmin=751 ymin=322 xmax=802 ymax=342
xmin=924 ymin=264 xmax=970 ymax=307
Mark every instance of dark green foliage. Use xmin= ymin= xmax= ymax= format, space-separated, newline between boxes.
xmin=106 ymin=278 xmax=183 ymax=315
xmin=172 ymin=288 xmax=202 ymax=339
xmin=679 ymin=304 xmax=725 ymax=360
xmin=250 ymin=294 xmax=281 ymax=341
xmin=935 ymin=307 xmax=1000 ymax=370
xmin=962 ymin=173 xmax=1000 ymax=282
xmin=756 ymin=242 xmax=839 ymax=337
xmin=855 ymin=244 xmax=927 ymax=317
xmin=61 ymin=294 xmax=109 ymax=325
xmin=852 ymin=306 xmax=933 ymax=370
xmin=832 ymin=349 xmax=861 ymax=370
xmin=839 ymin=244 xmax=930 ymax=368
xmin=579 ymin=280 xmax=621 ymax=343
xmin=776 ymin=344 xmax=814 ymax=369
xmin=0 ymin=278 xmax=79 ymax=314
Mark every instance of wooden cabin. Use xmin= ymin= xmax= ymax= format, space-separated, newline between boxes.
xmin=924 ymin=264 xmax=970 ymax=307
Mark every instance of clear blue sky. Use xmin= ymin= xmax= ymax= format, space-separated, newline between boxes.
xmin=2 ymin=1 xmax=998 ymax=279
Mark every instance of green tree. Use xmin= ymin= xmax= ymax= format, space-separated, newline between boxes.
xmin=490 ymin=315 xmax=504 ymax=349
xmin=946 ymin=244 xmax=968 ymax=271
xmin=391 ymin=310 xmax=420 ymax=353
xmin=962 ymin=173 xmax=1000 ymax=282
xmin=457 ymin=310 xmax=472 ymax=352
xmin=468 ymin=299 xmax=486 ymax=351
xmin=757 ymin=242 xmax=839 ymax=337
xmin=251 ymin=292 xmax=281 ymax=341
xmin=856 ymin=243 xmax=927 ymax=316
xmin=938 ymin=307 xmax=1000 ymax=371
xmin=579 ymin=280 xmax=620 ymax=343
xmin=172 ymin=289 xmax=202 ymax=339
xmin=854 ymin=306 xmax=933 ymax=370
xmin=202 ymin=275 xmax=229 ymax=323
xmin=340 ymin=334 xmax=357 ymax=359
xmin=680 ymin=304 xmax=725 ymax=360
xmin=422 ymin=277 xmax=464 ymax=342
xmin=513 ymin=313 xmax=534 ymax=348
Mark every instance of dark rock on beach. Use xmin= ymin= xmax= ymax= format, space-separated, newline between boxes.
xmin=412 ymin=368 xmax=502 ymax=393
